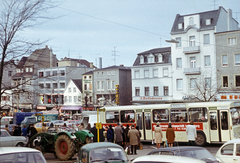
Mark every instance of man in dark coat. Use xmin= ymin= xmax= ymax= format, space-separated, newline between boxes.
xmin=115 ymin=123 xmax=123 ymax=146
xmin=91 ymin=123 xmax=97 ymax=142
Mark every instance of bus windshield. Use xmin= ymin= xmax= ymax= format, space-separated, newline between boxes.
xmin=230 ymin=107 xmax=240 ymax=125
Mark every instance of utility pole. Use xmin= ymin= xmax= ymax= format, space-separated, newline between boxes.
xmin=112 ymin=47 xmax=119 ymax=65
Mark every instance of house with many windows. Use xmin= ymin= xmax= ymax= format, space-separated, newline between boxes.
xmin=169 ymin=7 xmax=239 ymax=101
xmin=131 ymin=47 xmax=172 ymax=104
xmin=215 ymin=30 xmax=240 ymax=100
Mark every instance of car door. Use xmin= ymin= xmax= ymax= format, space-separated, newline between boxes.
xmin=233 ymin=143 xmax=240 ymax=163
xmin=0 ymin=130 xmax=13 ymax=147
xmin=219 ymin=143 xmax=235 ymax=163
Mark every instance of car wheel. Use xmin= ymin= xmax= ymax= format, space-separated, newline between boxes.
xmin=195 ymin=132 xmax=206 ymax=146
xmin=35 ymin=145 xmax=44 ymax=154
xmin=16 ymin=142 xmax=24 ymax=147
xmin=85 ymin=136 xmax=91 ymax=144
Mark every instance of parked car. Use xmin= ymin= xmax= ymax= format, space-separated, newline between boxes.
xmin=65 ymin=120 xmax=81 ymax=126
xmin=0 ymin=129 xmax=26 ymax=147
xmin=76 ymin=142 xmax=128 ymax=163
xmin=147 ymin=146 xmax=219 ymax=163
xmin=215 ymin=138 xmax=240 ymax=163
xmin=132 ymin=155 xmax=206 ymax=163
xmin=0 ymin=147 xmax=47 ymax=163
xmin=34 ymin=122 xmax=51 ymax=133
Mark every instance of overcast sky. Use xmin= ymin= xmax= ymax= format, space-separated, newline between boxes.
xmin=24 ymin=0 xmax=240 ymax=68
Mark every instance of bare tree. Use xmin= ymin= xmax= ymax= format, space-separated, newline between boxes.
xmin=0 ymin=0 xmax=56 ymax=111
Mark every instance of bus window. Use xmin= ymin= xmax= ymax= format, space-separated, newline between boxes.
xmin=188 ymin=107 xmax=208 ymax=122
xmin=106 ymin=111 xmax=119 ymax=123
xmin=136 ymin=114 xmax=142 ymax=130
xmin=152 ymin=109 xmax=169 ymax=122
xmin=170 ymin=108 xmax=187 ymax=122
xmin=210 ymin=112 xmax=217 ymax=130
xmin=120 ymin=110 xmax=135 ymax=123
xmin=145 ymin=113 xmax=151 ymax=130
xmin=230 ymin=107 xmax=240 ymax=125
xmin=221 ymin=111 xmax=228 ymax=130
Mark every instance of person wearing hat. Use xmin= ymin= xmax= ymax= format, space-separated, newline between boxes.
xmin=166 ymin=123 xmax=175 ymax=147
xmin=154 ymin=122 xmax=163 ymax=148
xmin=128 ymin=124 xmax=139 ymax=155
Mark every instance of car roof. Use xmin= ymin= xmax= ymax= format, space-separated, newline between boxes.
xmin=133 ymin=155 xmax=205 ymax=163
xmin=81 ymin=142 xmax=123 ymax=152
xmin=148 ymin=146 xmax=206 ymax=154
xmin=0 ymin=147 xmax=41 ymax=155
xmin=223 ymin=138 xmax=240 ymax=144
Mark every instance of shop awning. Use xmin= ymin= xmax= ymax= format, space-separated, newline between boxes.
xmin=62 ymin=106 xmax=82 ymax=111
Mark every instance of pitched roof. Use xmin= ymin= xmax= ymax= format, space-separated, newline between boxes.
xmin=95 ymin=65 xmax=131 ymax=71
xmin=72 ymin=79 xmax=82 ymax=92
xmin=17 ymin=57 xmax=28 ymax=68
xmin=61 ymin=57 xmax=92 ymax=68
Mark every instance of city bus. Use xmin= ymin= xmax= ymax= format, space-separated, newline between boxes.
xmin=99 ymin=101 xmax=240 ymax=146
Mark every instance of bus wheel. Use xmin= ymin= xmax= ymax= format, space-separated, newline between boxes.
xmin=196 ymin=132 xmax=206 ymax=146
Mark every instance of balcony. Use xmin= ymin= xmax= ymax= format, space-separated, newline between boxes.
xmin=183 ymin=46 xmax=200 ymax=54
xmin=184 ymin=67 xmax=201 ymax=75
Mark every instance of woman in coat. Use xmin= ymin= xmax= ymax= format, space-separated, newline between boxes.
xmin=166 ymin=123 xmax=175 ymax=147
xmin=154 ymin=122 xmax=163 ymax=148
xmin=107 ymin=125 xmax=114 ymax=142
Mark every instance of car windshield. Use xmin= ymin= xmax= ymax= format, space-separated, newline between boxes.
xmin=0 ymin=152 xmax=46 ymax=163
xmin=90 ymin=147 xmax=127 ymax=162
xmin=175 ymin=149 xmax=216 ymax=161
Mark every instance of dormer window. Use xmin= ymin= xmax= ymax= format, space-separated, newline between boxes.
xmin=158 ymin=54 xmax=163 ymax=63
xmin=206 ymin=19 xmax=211 ymax=25
xmin=140 ymin=55 xmax=144 ymax=64
xmin=148 ymin=54 xmax=154 ymax=63
xmin=189 ymin=17 xmax=194 ymax=25
xmin=178 ymin=23 xmax=183 ymax=29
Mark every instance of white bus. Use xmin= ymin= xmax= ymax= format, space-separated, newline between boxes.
xmin=99 ymin=101 xmax=240 ymax=146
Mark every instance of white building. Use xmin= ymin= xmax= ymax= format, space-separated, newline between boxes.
xmin=131 ymin=47 xmax=172 ymax=104
xmin=169 ymin=7 xmax=239 ymax=101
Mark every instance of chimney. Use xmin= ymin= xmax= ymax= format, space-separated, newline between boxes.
xmin=99 ymin=57 xmax=102 ymax=69
xmin=227 ymin=8 xmax=233 ymax=31
xmin=89 ymin=62 xmax=93 ymax=68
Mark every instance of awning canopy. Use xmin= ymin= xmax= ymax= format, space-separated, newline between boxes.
xmin=62 ymin=106 xmax=82 ymax=111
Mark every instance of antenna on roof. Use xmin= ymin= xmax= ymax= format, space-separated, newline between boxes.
xmin=112 ymin=46 xmax=119 ymax=65
xmin=211 ymin=0 xmax=218 ymax=10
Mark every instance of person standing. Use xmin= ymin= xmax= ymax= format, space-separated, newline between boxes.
xmin=17 ymin=123 xmax=22 ymax=136
xmin=186 ymin=120 xmax=197 ymax=146
xmin=107 ymin=125 xmax=114 ymax=142
xmin=128 ymin=124 xmax=139 ymax=155
xmin=12 ymin=125 xmax=19 ymax=136
xmin=114 ymin=123 xmax=123 ymax=146
xmin=91 ymin=123 xmax=97 ymax=142
xmin=166 ymin=123 xmax=175 ymax=147
xmin=4 ymin=124 xmax=10 ymax=134
xmin=136 ymin=126 xmax=141 ymax=149
xmin=154 ymin=122 xmax=163 ymax=149
xmin=21 ymin=124 xmax=28 ymax=141
xmin=86 ymin=123 xmax=91 ymax=131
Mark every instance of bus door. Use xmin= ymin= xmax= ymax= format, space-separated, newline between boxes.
xmin=209 ymin=109 xmax=230 ymax=142
xmin=136 ymin=110 xmax=144 ymax=140
xmin=143 ymin=109 xmax=152 ymax=140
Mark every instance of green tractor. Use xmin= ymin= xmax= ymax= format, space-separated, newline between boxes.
xmin=26 ymin=129 xmax=94 ymax=161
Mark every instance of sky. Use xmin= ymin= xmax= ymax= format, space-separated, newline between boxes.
xmin=23 ymin=0 xmax=240 ymax=68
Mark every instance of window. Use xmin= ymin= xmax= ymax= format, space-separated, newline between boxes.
xmin=112 ymin=81 xmax=115 ymax=89
xmin=69 ymin=96 xmax=72 ymax=102
xmin=46 ymin=83 xmax=50 ymax=88
xmin=189 ymin=17 xmax=194 ymax=25
xmin=97 ymin=81 xmax=100 ymax=90
xmin=154 ymin=87 xmax=158 ymax=96
xmin=164 ymin=86 xmax=169 ymax=96
xmin=148 ymin=54 xmax=154 ymax=63
xmin=170 ymin=108 xmax=187 ymax=122
xmin=8 ymin=71 xmax=12 ymax=77
xmin=74 ymin=96 xmax=77 ymax=103
xmin=45 ymin=71 xmax=50 ymax=77
xmin=135 ymin=70 xmax=140 ymax=79
xmin=178 ymin=23 xmax=183 ymax=29
xmin=190 ymin=57 xmax=196 ymax=68
xmin=140 ymin=56 xmax=144 ymax=64
xmin=230 ymin=107 xmax=240 ymax=125
xmin=176 ymin=58 xmax=182 ymax=68
xmin=221 ymin=144 xmax=234 ymax=155
xmin=106 ymin=111 xmax=119 ymax=123
xmin=144 ymin=70 xmax=149 ymax=78
xmin=235 ymin=54 xmax=240 ymax=66
xmin=68 ymin=88 xmax=71 ymax=93
xmin=121 ymin=110 xmax=135 ymax=123
xmin=26 ymin=67 xmax=29 ymax=72
xmin=73 ymin=87 xmax=76 ymax=92
xmin=145 ymin=87 xmax=149 ymax=96
xmin=206 ymin=19 xmax=211 ymax=25
xmin=190 ymin=78 xmax=197 ymax=89
xmin=60 ymin=70 xmax=65 ymax=76
xmin=177 ymin=79 xmax=183 ymax=90
xmin=153 ymin=109 xmax=169 ymax=122
xmin=60 ymin=82 xmax=65 ymax=88
xmin=52 ymin=83 xmax=57 ymax=89
xmin=135 ymin=87 xmax=140 ymax=96
xmin=84 ymin=84 xmax=87 ymax=90
xmin=221 ymin=111 xmax=228 ymax=130
xmin=153 ymin=69 xmax=158 ymax=78
xmin=204 ymin=34 xmax=210 ymax=45
xmin=107 ymin=71 xmax=111 ymax=75
xmin=39 ymin=72 xmax=43 ymax=77
xmin=189 ymin=36 xmax=195 ymax=47
xmin=236 ymin=144 xmax=240 ymax=156
xmin=210 ymin=112 xmax=217 ymax=130
xmin=39 ymin=83 xmax=44 ymax=89
xmin=101 ymin=81 xmax=104 ymax=90
xmin=176 ymin=37 xmax=181 ymax=47
xmin=111 ymin=71 xmax=115 ymax=75
xmin=189 ymin=107 xmax=208 ymax=122
xmin=158 ymin=54 xmax=163 ymax=62
xmin=163 ymin=68 xmax=168 ymax=77
xmin=52 ymin=71 xmax=57 ymax=76
xmin=204 ymin=55 xmax=210 ymax=66
xmin=228 ymin=37 xmax=236 ymax=45
xmin=29 ymin=68 xmax=33 ymax=72
xmin=107 ymin=80 xmax=111 ymax=89
xmin=205 ymin=78 xmax=211 ymax=88
xmin=222 ymin=54 xmax=228 ymax=66
xmin=222 ymin=76 xmax=228 ymax=87
xmin=235 ymin=75 xmax=240 ymax=87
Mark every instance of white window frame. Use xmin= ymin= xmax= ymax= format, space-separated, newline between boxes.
xmin=148 ymin=54 xmax=154 ymax=63
xmin=140 ymin=55 xmax=144 ymax=64
xmin=222 ymin=54 xmax=228 ymax=67
xmin=206 ymin=19 xmax=211 ymax=25
xmin=176 ymin=37 xmax=181 ymax=48
xmin=163 ymin=68 xmax=168 ymax=77
xmin=144 ymin=69 xmax=149 ymax=78
xmin=178 ymin=23 xmax=183 ymax=29
xmin=189 ymin=17 xmax=194 ymax=25
xmin=135 ymin=87 xmax=140 ymax=96
xmin=101 ymin=81 xmax=104 ymax=91
xmin=190 ymin=57 xmax=196 ymax=68
xmin=190 ymin=78 xmax=197 ymax=89
xmin=204 ymin=55 xmax=210 ymax=67
xmin=177 ymin=79 xmax=183 ymax=90
xmin=158 ymin=54 xmax=163 ymax=63
xmin=204 ymin=34 xmax=210 ymax=45
xmin=234 ymin=54 xmax=240 ymax=66
xmin=153 ymin=69 xmax=158 ymax=78
xmin=107 ymin=80 xmax=111 ymax=90
xmin=135 ymin=70 xmax=140 ymax=79
xmin=176 ymin=58 xmax=182 ymax=69
xmin=189 ymin=36 xmax=195 ymax=47
xmin=112 ymin=81 xmax=115 ymax=90
xmin=228 ymin=37 xmax=237 ymax=45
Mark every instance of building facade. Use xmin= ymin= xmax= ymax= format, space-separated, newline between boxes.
xmin=82 ymin=71 xmax=94 ymax=110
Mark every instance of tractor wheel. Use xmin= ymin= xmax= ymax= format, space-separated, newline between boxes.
xmin=85 ymin=136 xmax=91 ymax=144
xmin=54 ymin=135 xmax=76 ymax=161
